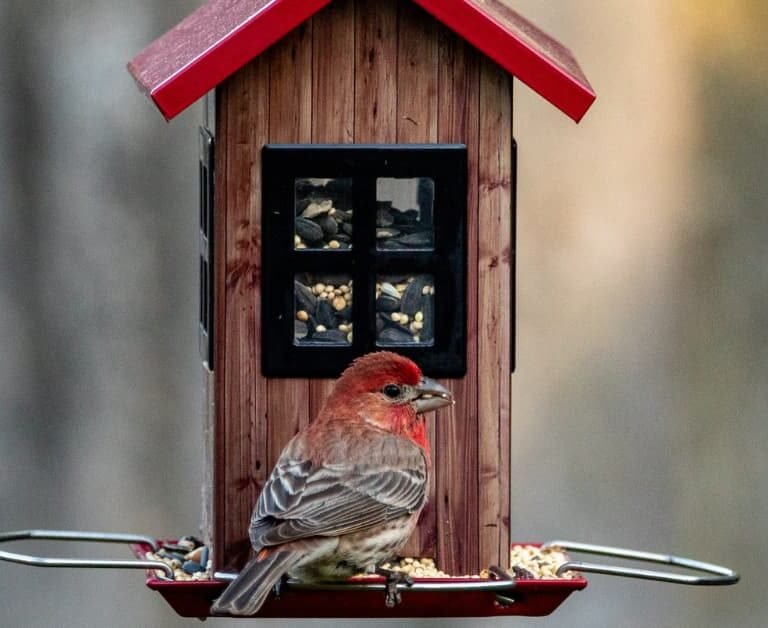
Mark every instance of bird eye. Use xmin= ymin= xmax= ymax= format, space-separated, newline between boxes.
xmin=382 ymin=384 xmax=402 ymax=399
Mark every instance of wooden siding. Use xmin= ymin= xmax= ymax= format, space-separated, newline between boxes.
xmin=214 ymin=0 xmax=512 ymax=575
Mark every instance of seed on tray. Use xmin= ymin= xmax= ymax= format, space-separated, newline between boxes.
xmin=509 ymin=544 xmax=577 ymax=580
xmin=146 ymin=536 xmax=211 ymax=581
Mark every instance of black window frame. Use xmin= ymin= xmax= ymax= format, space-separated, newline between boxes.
xmin=262 ymin=144 xmax=467 ymax=378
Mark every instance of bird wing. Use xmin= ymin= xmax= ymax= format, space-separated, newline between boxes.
xmin=249 ymin=430 xmax=427 ymax=548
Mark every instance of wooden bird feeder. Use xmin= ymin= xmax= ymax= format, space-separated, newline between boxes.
xmin=125 ymin=0 xmax=598 ymax=617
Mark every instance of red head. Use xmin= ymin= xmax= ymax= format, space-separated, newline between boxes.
xmin=321 ymin=352 xmax=453 ymax=454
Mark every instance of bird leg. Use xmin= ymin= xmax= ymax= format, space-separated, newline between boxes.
xmin=375 ymin=564 xmax=414 ymax=608
xmin=488 ymin=564 xmax=514 ymax=581
xmin=271 ymin=574 xmax=288 ymax=599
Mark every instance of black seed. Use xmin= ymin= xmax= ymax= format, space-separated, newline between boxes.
xmin=334 ymin=233 xmax=351 ymax=243
xmin=334 ymin=306 xmax=352 ymax=320
xmin=376 ymin=294 xmax=400 ymax=313
xmin=401 ymin=277 xmax=426 ymax=315
xmin=394 ymin=231 xmax=433 ymax=248
xmin=377 ymin=239 xmax=403 ymax=250
xmin=294 ymin=281 xmax=317 ymax=312
xmin=311 ymin=330 xmax=349 ymax=343
xmin=378 ymin=327 xmax=414 ymax=344
xmin=295 ymin=198 xmax=311 ymax=215
xmin=340 ymin=221 xmax=354 ymax=236
xmin=316 ymin=300 xmax=336 ymax=328
xmin=316 ymin=214 xmax=338 ymax=238
xmin=295 ymin=217 xmax=324 ymax=242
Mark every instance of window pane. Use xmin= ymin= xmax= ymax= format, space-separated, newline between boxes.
xmin=376 ymin=177 xmax=434 ymax=250
xmin=294 ymin=274 xmax=353 ymax=345
xmin=294 ymin=178 xmax=353 ymax=250
xmin=375 ymin=274 xmax=434 ymax=346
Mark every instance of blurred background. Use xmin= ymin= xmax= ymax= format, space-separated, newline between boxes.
xmin=1 ymin=1 xmax=765 ymax=626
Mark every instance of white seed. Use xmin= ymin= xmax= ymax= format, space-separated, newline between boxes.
xmin=380 ymin=282 xmax=400 ymax=298
xmin=328 ymin=239 xmax=341 ymax=249
xmin=314 ymin=283 xmax=326 ymax=294
xmin=296 ymin=310 xmax=309 ymax=321
xmin=315 ymin=325 xmax=327 ymax=332
xmin=347 ymin=332 xmax=353 ymax=343
xmin=391 ymin=312 xmax=401 ymax=323
xmin=399 ymin=313 xmax=409 ymax=325
xmin=415 ymin=311 xmax=424 ymax=322
xmin=332 ymin=296 xmax=346 ymax=311
xmin=338 ymin=324 xmax=350 ymax=333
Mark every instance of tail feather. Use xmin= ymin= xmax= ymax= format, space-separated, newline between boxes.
xmin=211 ymin=550 xmax=300 ymax=616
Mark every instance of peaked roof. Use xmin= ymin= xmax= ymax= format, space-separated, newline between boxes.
xmin=128 ymin=0 xmax=595 ymax=122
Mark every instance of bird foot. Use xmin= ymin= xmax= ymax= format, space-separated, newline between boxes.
xmin=488 ymin=564 xmax=513 ymax=581
xmin=375 ymin=565 xmax=414 ymax=608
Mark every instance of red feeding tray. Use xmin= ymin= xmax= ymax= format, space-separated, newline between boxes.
xmin=0 ymin=530 xmax=738 ymax=620
xmin=139 ymin=544 xmax=587 ymax=619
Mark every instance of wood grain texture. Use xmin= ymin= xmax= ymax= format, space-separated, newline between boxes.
xmin=265 ymin=23 xmax=314 ymax=473
xmin=477 ymin=56 xmax=513 ymax=570
xmin=309 ymin=0 xmax=356 ymax=417
xmin=214 ymin=56 xmax=271 ymax=570
xmin=354 ymin=0 xmax=397 ymax=143
xmin=435 ymin=30 xmax=481 ymax=576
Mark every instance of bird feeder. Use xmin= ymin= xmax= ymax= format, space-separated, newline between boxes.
xmin=128 ymin=0 xmax=596 ymax=614
xmin=128 ymin=0 xmax=597 ymax=587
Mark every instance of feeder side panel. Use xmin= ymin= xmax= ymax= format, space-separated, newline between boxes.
xmin=395 ymin=1 xmax=440 ymax=560
xmin=477 ymin=57 xmax=513 ymax=570
xmin=308 ymin=0 xmax=356 ymax=416
xmin=435 ymin=31 xmax=481 ymax=576
xmin=354 ymin=0 xmax=397 ymax=144
xmin=264 ymin=23 xmax=314 ymax=473
xmin=213 ymin=56 xmax=272 ymax=571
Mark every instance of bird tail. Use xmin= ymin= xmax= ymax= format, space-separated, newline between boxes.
xmin=211 ymin=549 xmax=301 ymax=616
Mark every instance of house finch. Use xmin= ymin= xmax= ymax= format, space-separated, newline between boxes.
xmin=211 ymin=351 xmax=453 ymax=616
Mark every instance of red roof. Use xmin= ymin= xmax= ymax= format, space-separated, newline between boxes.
xmin=128 ymin=0 xmax=595 ymax=122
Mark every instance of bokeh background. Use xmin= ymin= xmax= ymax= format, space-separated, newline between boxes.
xmin=1 ymin=1 xmax=765 ymax=626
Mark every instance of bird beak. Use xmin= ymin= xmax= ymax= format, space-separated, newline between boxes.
xmin=412 ymin=377 xmax=454 ymax=414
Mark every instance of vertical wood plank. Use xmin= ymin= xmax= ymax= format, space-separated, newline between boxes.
xmin=477 ymin=57 xmax=513 ymax=570
xmin=309 ymin=0 xmax=356 ymax=417
xmin=396 ymin=2 xmax=438 ymax=144
xmin=266 ymin=23 xmax=314 ymax=472
xmin=435 ymin=31 xmax=481 ymax=576
xmin=395 ymin=1 xmax=440 ymax=559
xmin=215 ymin=56 xmax=271 ymax=570
xmin=354 ymin=0 xmax=397 ymax=144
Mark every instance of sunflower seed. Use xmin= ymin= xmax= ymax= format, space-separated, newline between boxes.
xmin=295 ymin=217 xmax=324 ymax=242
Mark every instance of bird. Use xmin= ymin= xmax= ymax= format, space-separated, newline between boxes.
xmin=211 ymin=351 xmax=453 ymax=616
